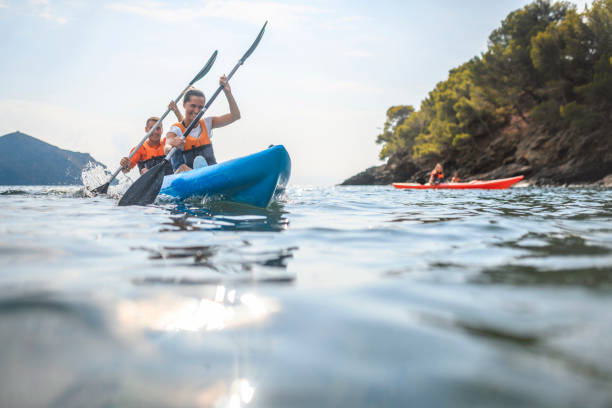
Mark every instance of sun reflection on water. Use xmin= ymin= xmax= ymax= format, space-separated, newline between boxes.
xmin=227 ymin=379 xmax=256 ymax=408
xmin=117 ymin=286 xmax=278 ymax=333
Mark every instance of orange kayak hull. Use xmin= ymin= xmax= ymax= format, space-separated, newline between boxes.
xmin=392 ymin=175 xmax=524 ymax=190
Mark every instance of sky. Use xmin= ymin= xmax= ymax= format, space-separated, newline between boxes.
xmin=0 ymin=0 xmax=593 ymax=185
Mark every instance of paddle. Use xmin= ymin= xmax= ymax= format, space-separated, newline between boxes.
xmin=90 ymin=50 xmax=219 ymax=195
xmin=118 ymin=21 xmax=268 ymax=207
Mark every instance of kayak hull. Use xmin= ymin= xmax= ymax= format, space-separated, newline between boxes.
xmin=160 ymin=145 xmax=291 ymax=207
xmin=393 ymin=175 xmax=524 ymax=190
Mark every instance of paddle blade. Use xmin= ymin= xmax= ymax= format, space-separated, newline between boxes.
xmin=91 ymin=182 xmax=110 ymax=195
xmin=117 ymin=161 xmax=167 ymax=206
xmin=190 ymin=50 xmax=218 ymax=85
xmin=240 ymin=21 xmax=267 ymax=63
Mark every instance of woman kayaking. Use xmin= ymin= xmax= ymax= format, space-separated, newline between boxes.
xmin=165 ymin=75 xmax=241 ymax=173
xmin=429 ymin=163 xmax=445 ymax=185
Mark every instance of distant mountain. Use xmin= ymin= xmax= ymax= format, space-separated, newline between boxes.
xmin=0 ymin=131 xmax=106 ymax=185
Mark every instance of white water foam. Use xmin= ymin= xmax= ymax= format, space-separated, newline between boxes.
xmin=80 ymin=162 xmax=110 ymax=192
xmin=80 ymin=162 xmax=134 ymax=199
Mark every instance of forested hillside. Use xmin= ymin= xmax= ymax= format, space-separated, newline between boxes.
xmin=343 ymin=0 xmax=612 ymax=185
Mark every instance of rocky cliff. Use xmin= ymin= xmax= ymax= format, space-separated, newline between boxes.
xmin=341 ymin=119 xmax=612 ymax=187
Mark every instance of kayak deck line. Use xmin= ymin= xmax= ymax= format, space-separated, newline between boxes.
xmin=392 ymin=175 xmax=524 ymax=190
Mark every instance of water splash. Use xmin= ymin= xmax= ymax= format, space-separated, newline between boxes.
xmin=80 ymin=162 xmax=111 ymax=192
xmin=107 ymin=174 xmax=134 ymax=199
xmin=80 ymin=162 xmax=134 ymax=199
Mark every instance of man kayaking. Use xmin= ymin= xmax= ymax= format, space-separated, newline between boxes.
xmin=429 ymin=163 xmax=445 ymax=185
xmin=120 ymin=101 xmax=183 ymax=175
xmin=165 ymin=75 xmax=241 ymax=173
xmin=451 ymin=171 xmax=461 ymax=183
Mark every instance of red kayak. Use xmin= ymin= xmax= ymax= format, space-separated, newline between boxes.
xmin=393 ymin=175 xmax=524 ymax=190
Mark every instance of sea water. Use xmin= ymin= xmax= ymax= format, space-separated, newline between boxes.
xmin=0 ymin=185 xmax=611 ymax=407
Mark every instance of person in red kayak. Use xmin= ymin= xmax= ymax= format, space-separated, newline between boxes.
xmin=119 ymin=101 xmax=184 ymax=175
xmin=429 ymin=163 xmax=445 ymax=185
xmin=164 ymin=75 xmax=241 ymax=173
xmin=451 ymin=171 xmax=461 ymax=183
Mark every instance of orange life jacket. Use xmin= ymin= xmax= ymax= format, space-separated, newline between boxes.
xmin=128 ymin=137 xmax=166 ymax=168
xmin=173 ymin=119 xmax=211 ymax=151
xmin=431 ymin=171 xmax=445 ymax=184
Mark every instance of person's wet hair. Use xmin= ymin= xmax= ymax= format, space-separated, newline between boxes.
xmin=184 ymin=89 xmax=205 ymax=104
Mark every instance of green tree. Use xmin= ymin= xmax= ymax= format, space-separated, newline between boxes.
xmin=376 ymin=105 xmax=415 ymax=159
xmin=473 ymin=0 xmax=570 ymax=122
xmin=376 ymin=0 xmax=612 ymax=163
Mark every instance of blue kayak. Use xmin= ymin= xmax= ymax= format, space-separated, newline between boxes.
xmin=159 ymin=145 xmax=291 ymax=207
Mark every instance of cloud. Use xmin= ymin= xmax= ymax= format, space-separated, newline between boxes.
xmin=26 ymin=0 xmax=68 ymax=23
xmin=344 ymin=50 xmax=373 ymax=58
xmin=107 ymin=0 xmax=324 ymax=28
xmin=290 ymin=77 xmax=382 ymax=95
xmin=0 ymin=1 xmax=8 ymax=9
xmin=321 ymin=15 xmax=368 ymax=31
xmin=39 ymin=11 xmax=68 ymax=24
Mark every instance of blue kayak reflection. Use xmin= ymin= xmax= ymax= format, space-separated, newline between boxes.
xmin=160 ymin=200 xmax=289 ymax=232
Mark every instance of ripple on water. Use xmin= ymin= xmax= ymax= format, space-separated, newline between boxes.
xmin=1 ymin=185 xmax=612 ymax=406
xmin=130 ymin=244 xmax=297 ymax=286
